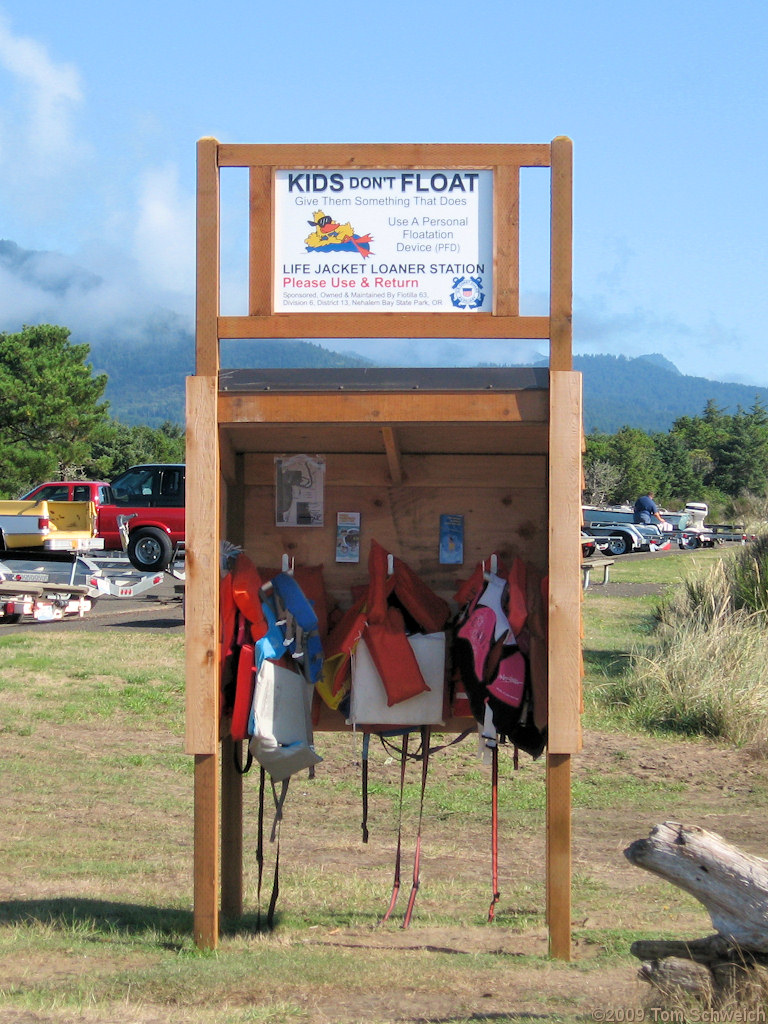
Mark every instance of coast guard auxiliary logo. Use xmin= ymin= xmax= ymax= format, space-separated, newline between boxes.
xmin=304 ymin=210 xmax=373 ymax=258
xmin=450 ymin=275 xmax=485 ymax=310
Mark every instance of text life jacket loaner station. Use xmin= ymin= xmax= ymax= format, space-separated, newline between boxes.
xmin=186 ymin=139 xmax=581 ymax=958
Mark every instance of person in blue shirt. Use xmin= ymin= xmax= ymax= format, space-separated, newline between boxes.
xmin=633 ymin=492 xmax=666 ymax=526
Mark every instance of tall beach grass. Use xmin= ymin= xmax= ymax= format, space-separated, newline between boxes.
xmin=602 ymin=537 xmax=768 ymax=751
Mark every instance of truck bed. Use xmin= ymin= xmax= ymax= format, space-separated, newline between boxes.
xmin=0 ymin=499 xmax=103 ymax=552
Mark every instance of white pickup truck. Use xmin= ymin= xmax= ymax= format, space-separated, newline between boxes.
xmin=0 ymin=499 xmax=105 ymax=553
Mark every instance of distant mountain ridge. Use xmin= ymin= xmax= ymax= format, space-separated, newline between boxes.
xmin=573 ymin=353 xmax=768 ymax=432
xmin=90 ymin=329 xmax=768 ymax=433
xmin=89 ymin=331 xmax=374 ymax=425
xmin=2 ymin=239 xmax=766 ymax=432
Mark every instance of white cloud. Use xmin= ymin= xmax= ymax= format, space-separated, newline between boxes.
xmin=0 ymin=18 xmax=196 ymax=318
xmin=0 ymin=239 xmax=194 ymax=350
xmin=133 ymin=164 xmax=196 ymax=294
xmin=0 ymin=12 xmax=92 ymax=242
xmin=0 ymin=13 xmax=83 ymax=166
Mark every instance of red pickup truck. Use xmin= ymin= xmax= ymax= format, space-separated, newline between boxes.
xmin=23 ymin=464 xmax=185 ymax=571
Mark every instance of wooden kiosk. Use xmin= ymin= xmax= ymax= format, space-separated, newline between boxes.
xmin=186 ymin=139 xmax=582 ymax=958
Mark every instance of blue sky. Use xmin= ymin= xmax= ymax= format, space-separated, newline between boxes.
xmin=0 ymin=1 xmax=766 ymax=384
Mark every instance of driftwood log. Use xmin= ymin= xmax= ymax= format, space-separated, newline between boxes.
xmin=625 ymin=821 xmax=768 ymax=950
xmin=624 ymin=822 xmax=768 ymax=1004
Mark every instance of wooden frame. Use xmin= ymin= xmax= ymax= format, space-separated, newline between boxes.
xmin=187 ymin=139 xmax=580 ymax=957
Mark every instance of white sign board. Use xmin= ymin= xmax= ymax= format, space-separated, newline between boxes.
xmin=274 ymin=169 xmax=493 ymax=313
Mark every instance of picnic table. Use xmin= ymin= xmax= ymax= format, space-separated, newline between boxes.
xmin=580 ymin=556 xmax=614 ymax=590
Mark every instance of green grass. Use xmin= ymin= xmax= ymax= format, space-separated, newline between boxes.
xmin=0 ymin=631 xmax=185 ymax=732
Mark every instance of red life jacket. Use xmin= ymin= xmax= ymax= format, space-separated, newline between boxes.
xmin=390 ymin=549 xmax=451 ymax=634
xmin=220 ymin=553 xmax=266 ymax=728
xmin=230 ymin=618 xmax=256 ymax=742
xmin=323 ymin=591 xmax=368 ymax=697
xmin=232 ymin=553 xmax=267 ymax=637
xmin=363 ymin=540 xmax=428 ymax=706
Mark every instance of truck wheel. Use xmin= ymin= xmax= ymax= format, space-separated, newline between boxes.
xmin=127 ymin=527 xmax=173 ymax=572
xmin=608 ymin=533 xmax=631 ymax=556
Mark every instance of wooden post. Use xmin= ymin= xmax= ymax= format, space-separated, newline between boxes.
xmin=193 ymin=753 xmax=219 ymax=948
xmin=186 ymin=374 xmax=221 ymax=947
xmin=550 ymin=136 xmax=573 ymax=372
xmin=196 ymin=137 xmax=220 ymax=378
xmin=185 ymin=375 xmax=220 ymax=754
xmin=190 ymin=136 xmax=223 ymax=947
xmin=494 ymin=163 xmax=520 ymax=317
xmin=547 ymin=371 xmax=583 ymax=753
xmin=546 ymin=753 xmax=572 ymax=959
xmin=546 ymin=370 xmax=583 ymax=960
xmin=249 ymin=166 xmax=272 ymax=317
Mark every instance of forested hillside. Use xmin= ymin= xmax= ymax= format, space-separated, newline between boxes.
xmin=92 ymin=328 xmax=768 ymax=433
xmin=90 ymin=332 xmax=372 ymax=426
xmin=583 ymin=398 xmax=768 ymax=521
xmin=0 ymin=325 xmax=186 ymax=498
xmin=575 ymin=354 xmax=768 ymax=433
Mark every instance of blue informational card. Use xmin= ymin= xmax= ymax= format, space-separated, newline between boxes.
xmin=439 ymin=513 xmax=464 ymax=565
xmin=336 ymin=511 xmax=361 ymax=563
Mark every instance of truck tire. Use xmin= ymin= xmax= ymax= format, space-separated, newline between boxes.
xmin=127 ymin=527 xmax=173 ymax=572
xmin=607 ymin=533 xmax=632 ymax=556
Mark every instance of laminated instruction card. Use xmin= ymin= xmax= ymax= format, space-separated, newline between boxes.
xmin=275 ymin=455 xmax=325 ymax=527
xmin=335 ymin=512 xmax=361 ymax=563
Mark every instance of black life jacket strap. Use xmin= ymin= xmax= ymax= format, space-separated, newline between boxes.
xmin=233 ymin=738 xmax=253 ymax=775
xmin=256 ymin=766 xmax=266 ymax=929
xmin=266 ymin=778 xmax=289 ymax=928
xmin=255 ymin=768 xmax=289 ymax=930
xmin=488 ymin=742 xmax=501 ymax=922
xmin=361 ymin=732 xmax=370 ymax=844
